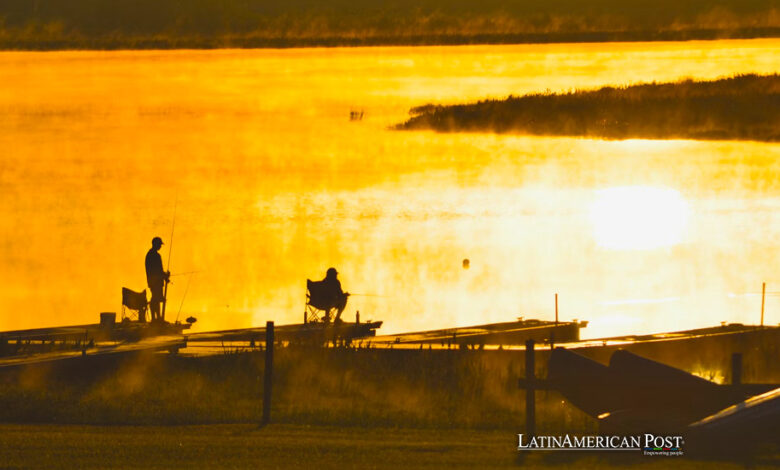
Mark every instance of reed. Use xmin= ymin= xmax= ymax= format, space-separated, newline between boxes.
xmin=0 ymin=328 xmax=775 ymax=428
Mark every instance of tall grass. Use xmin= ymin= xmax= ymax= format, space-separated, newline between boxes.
xmin=0 ymin=328 xmax=776 ymax=429
xmin=398 ymin=74 xmax=780 ymax=142
xmin=0 ymin=348 xmax=591 ymax=430
xmin=0 ymin=0 xmax=778 ymax=49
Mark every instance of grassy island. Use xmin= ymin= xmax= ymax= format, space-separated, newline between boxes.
xmin=397 ymin=74 xmax=780 ymax=142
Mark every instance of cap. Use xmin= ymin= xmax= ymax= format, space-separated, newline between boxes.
xmin=152 ymin=236 xmax=164 ymax=246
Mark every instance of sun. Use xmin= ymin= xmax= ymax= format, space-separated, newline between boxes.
xmin=589 ymin=186 xmax=690 ymax=250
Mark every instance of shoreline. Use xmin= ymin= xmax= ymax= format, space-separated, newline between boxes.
xmin=1 ymin=28 xmax=779 ymax=52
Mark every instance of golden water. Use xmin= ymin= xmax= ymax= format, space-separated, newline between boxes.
xmin=1 ymin=39 xmax=779 ymax=337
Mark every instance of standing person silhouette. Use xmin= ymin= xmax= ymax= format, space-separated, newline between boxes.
xmin=145 ymin=237 xmax=170 ymax=322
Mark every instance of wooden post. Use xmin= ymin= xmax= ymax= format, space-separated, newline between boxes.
xmin=525 ymin=339 xmax=536 ymax=437
xmin=161 ymin=280 xmax=169 ymax=322
xmin=761 ymin=282 xmax=766 ymax=327
xmin=551 ymin=294 xmax=558 ymax=349
xmin=262 ymin=321 xmax=274 ymax=426
xmin=731 ymin=353 xmax=742 ymax=385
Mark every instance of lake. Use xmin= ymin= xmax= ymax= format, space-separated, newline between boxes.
xmin=0 ymin=39 xmax=778 ymax=337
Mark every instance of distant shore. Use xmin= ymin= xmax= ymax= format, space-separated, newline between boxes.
xmin=0 ymin=0 xmax=778 ymax=50
xmin=397 ymin=74 xmax=780 ymax=142
xmin=2 ymin=29 xmax=779 ymax=51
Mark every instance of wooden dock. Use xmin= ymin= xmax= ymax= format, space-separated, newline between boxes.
xmin=369 ymin=319 xmax=587 ymax=347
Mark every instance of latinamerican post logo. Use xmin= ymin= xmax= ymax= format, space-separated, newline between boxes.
xmin=517 ymin=434 xmax=684 ymax=456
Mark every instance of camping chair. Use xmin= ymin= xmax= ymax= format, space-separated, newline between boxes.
xmin=122 ymin=287 xmax=148 ymax=322
xmin=305 ymin=279 xmax=340 ymax=324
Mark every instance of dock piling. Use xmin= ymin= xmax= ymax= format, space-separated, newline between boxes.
xmin=262 ymin=321 xmax=274 ymax=426
xmin=731 ymin=352 xmax=742 ymax=385
xmin=525 ymin=339 xmax=536 ymax=437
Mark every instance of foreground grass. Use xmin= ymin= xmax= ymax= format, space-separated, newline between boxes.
xmin=0 ymin=0 xmax=778 ymax=49
xmin=0 ymin=423 xmax=772 ymax=470
xmin=397 ymin=74 xmax=780 ymax=142
xmin=1 ymin=329 xmax=778 ymax=428
xmin=0 ymin=348 xmax=571 ymax=429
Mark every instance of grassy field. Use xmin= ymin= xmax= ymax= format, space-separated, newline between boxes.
xmin=0 ymin=331 xmax=778 ymax=467
xmin=0 ymin=347 xmax=592 ymax=430
xmin=0 ymin=0 xmax=778 ymax=49
xmin=397 ymin=74 xmax=780 ymax=142
xmin=0 ymin=423 xmax=773 ymax=469
xmin=0 ymin=328 xmax=777 ymax=428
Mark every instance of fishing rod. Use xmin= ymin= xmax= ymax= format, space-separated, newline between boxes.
xmin=161 ymin=196 xmax=177 ymax=321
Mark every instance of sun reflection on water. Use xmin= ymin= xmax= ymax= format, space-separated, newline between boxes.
xmin=590 ymin=186 xmax=690 ymax=251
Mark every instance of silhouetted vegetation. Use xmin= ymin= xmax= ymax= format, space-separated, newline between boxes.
xmin=398 ymin=74 xmax=780 ymax=142
xmin=0 ymin=348 xmax=586 ymax=429
xmin=0 ymin=0 xmax=778 ymax=49
xmin=0 ymin=328 xmax=776 ymax=427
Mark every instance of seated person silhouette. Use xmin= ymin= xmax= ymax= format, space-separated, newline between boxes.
xmin=307 ymin=267 xmax=350 ymax=323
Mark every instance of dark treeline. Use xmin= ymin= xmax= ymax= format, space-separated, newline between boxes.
xmin=397 ymin=74 xmax=780 ymax=142
xmin=0 ymin=0 xmax=778 ymax=49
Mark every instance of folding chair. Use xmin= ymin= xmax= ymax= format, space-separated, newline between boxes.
xmin=305 ymin=279 xmax=342 ymax=324
xmin=122 ymin=287 xmax=149 ymax=322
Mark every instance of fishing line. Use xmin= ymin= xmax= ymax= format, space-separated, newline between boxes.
xmin=176 ymin=272 xmax=194 ymax=323
xmin=170 ymin=271 xmax=200 ymax=277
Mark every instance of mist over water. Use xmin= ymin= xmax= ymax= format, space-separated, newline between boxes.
xmin=0 ymin=39 xmax=778 ymax=338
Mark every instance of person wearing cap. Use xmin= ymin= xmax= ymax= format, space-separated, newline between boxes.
xmin=145 ymin=237 xmax=170 ymax=322
xmin=320 ymin=267 xmax=349 ymax=323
